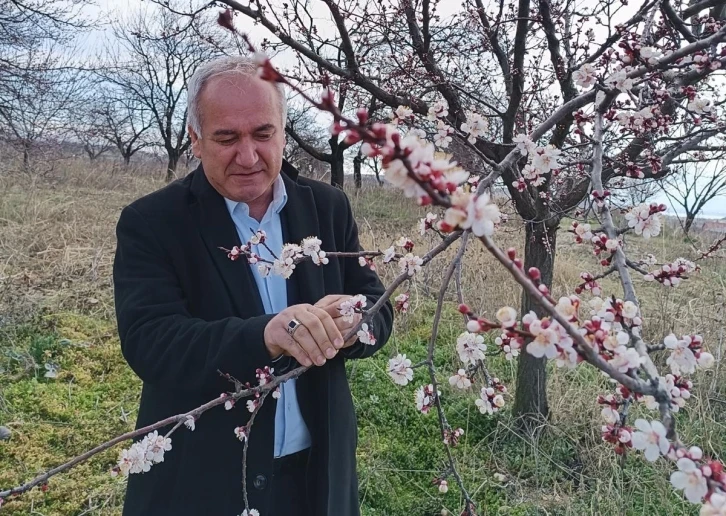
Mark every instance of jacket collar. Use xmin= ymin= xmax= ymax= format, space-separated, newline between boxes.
xmin=189 ymin=160 xmax=324 ymax=316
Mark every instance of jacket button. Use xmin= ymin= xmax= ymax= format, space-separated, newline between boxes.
xmin=253 ymin=474 xmax=267 ymax=490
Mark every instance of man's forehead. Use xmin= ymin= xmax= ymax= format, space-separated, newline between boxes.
xmin=210 ymin=124 xmax=276 ymax=136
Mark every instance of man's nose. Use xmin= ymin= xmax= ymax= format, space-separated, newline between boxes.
xmin=235 ymin=140 xmax=258 ymax=168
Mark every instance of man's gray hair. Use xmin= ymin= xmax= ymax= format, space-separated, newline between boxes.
xmin=187 ymin=55 xmax=287 ymax=135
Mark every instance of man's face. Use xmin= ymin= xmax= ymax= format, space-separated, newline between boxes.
xmin=189 ymin=74 xmax=285 ymax=205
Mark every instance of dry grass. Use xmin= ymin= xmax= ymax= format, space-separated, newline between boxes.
xmin=1 ymin=161 xmax=725 ymax=515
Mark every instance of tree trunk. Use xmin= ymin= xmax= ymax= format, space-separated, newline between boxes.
xmin=330 ymin=153 xmax=344 ymax=189
xmin=684 ymin=212 xmax=695 ymax=235
xmin=353 ymin=150 xmax=362 ymax=189
xmin=166 ymin=152 xmax=179 ymax=182
xmin=513 ymin=220 xmax=559 ymax=428
xmin=22 ymin=141 xmax=30 ymax=170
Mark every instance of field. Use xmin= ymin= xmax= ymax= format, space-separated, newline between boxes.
xmin=0 ymin=163 xmax=725 ymax=515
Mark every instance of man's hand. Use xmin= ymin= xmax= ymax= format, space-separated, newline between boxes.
xmin=264 ymin=304 xmax=344 ymax=367
xmin=315 ymin=294 xmax=363 ymax=348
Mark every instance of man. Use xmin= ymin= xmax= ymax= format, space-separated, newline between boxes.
xmin=113 ymin=55 xmax=393 ymax=516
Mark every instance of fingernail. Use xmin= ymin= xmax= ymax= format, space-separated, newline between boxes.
xmin=334 ymin=338 xmax=343 ymax=348
xmin=303 ymin=358 xmax=312 ymax=367
xmin=325 ymin=348 xmax=335 ymax=359
xmin=317 ymin=358 xmax=326 ymax=366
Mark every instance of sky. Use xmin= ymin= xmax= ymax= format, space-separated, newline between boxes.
xmin=86 ymin=0 xmax=726 ymax=218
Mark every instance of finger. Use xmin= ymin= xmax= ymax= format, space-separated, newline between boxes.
xmin=304 ymin=306 xmax=344 ymax=354
xmin=279 ymin=326 xmax=313 ymax=367
xmin=288 ymin=316 xmax=327 ymax=366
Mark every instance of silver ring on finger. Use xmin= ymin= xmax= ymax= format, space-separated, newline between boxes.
xmin=286 ymin=318 xmax=303 ymax=338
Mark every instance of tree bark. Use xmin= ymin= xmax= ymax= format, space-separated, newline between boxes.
xmin=513 ymin=220 xmax=559 ymax=428
xmin=330 ymin=141 xmax=345 ymax=189
xmin=22 ymin=141 xmax=30 ymax=169
xmin=684 ymin=212 xmax=695 ymax=235
xmin=166 ymin=152 xmax=179 ymax=182
xmin=353 ymin=150 xmax=362 ymax=189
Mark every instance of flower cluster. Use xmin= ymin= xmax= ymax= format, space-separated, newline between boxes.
xmin=570 ymin=221 xmax=594 ymax=243
xmin=591 ymin=234 xmax=621 ymax=266
xmin=438 ymin=190 xmax=502 ymax=237
xmin=624 ymin=203 xmax=666 ymax=239
xmin=418 ymin=212 xmax=438 ymax=235
xmin=388 ymin=353 xmax=414 ymax=386
xmin=415 ymin=384 xmax=439 ymax=414
xmin=448 ymin=369 xmax=471 ymax=389
xmin=575 ymin=272 xmax=602 ymax=296
xmin=361 ymin=125 xmax=469 ymax=204
xmin=357 ymin=323 xmax=376 ymax=346
xmin=443 ymin=427 xmax=465 ymax=447
xmin=427 ymin=100 xmax=449 ymax=121
xmin=455 ymin=331 xmax=487 ymax=364
xmin=112 ymin=431 xmax=172 ymax=477
xmin=460 ymin=111 xmax=488 ymax=143
xmin=664 ymin=333 xmax=713 ymax=376
xmin=475 ymin=379 xmax=506 ymax=415
xmin=641 ymin=374 xmax=693 ymax=413
xmin=643 ymin=258 xmax=698 ymax=286
xmin=394 ymin=292 xmax=410 ymax=313
xmin=339 ymin=294 xmax=367 ymax=323
xmin=494 ymin=331 xmax=523 ymax=361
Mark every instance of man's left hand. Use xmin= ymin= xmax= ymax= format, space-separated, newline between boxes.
xmin=314 ymin=295 xmax=363 ymax=348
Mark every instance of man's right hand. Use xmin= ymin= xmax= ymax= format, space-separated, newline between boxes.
xmin=263 ymin=304 xmax=345 ymax=367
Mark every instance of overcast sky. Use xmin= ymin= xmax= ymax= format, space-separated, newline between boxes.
xmin=85 ymin=0 xmax=725 ymax=218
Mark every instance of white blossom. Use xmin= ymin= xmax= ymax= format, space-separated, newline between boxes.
xmin=671 ymin=458 xmax=708 ymax=504
xmin=448 ymin=369 xmax=472 ymax=389
xmin=463 ymin=192 xmax=501 ymax=237
xmin=701 ymin=492 xmax=726 ymax=515
xmin=399 ymin=253 xmax=423 ymax=276
xmin=460 ymin=111 xmax=488 ymax=143
xmin=388 ymin=354 xmax=414 ymax=386
xmin=601 ymin=407 xmax=620 ymax=425
xmin=357 ymin=323 xmax=376 ymax=345
xmin=573 ymin=63 xmax=598 ymax=88
xmin=456 ymin=332 xmax=487 ymax=364
xmin=496 ymin=306 xmax=518 ymax=327
xmin=427 ymin=100 xmax=449 ymax=121
xmin=631 ymin=419 xmax=670 ymax=462
xmin=665 ymin=334 xmax=697 ymax=375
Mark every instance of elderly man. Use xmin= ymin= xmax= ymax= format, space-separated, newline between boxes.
xmin=113 ymin=55 xmax=393 ymax=516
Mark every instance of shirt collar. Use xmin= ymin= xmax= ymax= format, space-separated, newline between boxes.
xmin=223 ymin=174 xmax=288 ymax=220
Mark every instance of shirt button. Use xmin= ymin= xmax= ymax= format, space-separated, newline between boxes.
xmin=253 ymin=474 xmax=267 ymax=490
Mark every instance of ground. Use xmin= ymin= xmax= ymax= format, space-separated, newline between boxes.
xmin=0 ymin=164 xmax=724 ymax=515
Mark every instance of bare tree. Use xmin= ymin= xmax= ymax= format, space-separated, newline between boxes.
xmin=100 ymin=7 xmax=221 ymax=181
xmin=662 ymin=159 xmax=726 ymax=234
xmin=0 ymin=44 xmax=88 ymax=169
xmin=93 ymin=90 xmax=155 ymax=168
xmin=0 ymin=0 xmax=87 ymax=87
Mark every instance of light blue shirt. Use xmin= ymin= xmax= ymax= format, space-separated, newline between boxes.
xmin=224 ymin=175 xmax=312 ymax=458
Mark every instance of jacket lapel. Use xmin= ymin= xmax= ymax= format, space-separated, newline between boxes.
xmin=279 ymin=163 xmax=326 ymax=306
xmin=189 ymin=165 xmax=265 ymax=318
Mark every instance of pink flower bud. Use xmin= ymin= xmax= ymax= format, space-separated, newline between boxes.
xmin=528 ymin=267 xmax=541 ymax=281
xmin=458 ymin=303 xmax=470 ymax=314
xmin=507 ymin=248 xmax=517 ymax=260
xmin=356 ymin=108 xmax=368 ymax=124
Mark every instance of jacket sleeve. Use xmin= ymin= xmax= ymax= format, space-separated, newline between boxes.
xmin=338 ymin=194 xmax=394 ymax=360
xmin=113 ymin=205 xmax=275 ymax=395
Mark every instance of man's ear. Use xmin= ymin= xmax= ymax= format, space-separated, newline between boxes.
xmin=188 ymin=125 xmax=202 ymax=159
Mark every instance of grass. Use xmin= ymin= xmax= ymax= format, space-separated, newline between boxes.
xmin=0 ymin=160 xmax=725 ymax=515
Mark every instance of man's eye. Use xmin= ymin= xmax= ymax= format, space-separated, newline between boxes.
xmin=257 ymin=133 xmax=273 ymax=140
xmin=217 ymin=139 xmax=236 ymax=145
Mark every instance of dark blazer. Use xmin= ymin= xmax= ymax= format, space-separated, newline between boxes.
xmin=112 ymin=161 xmax=393 ymax=516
